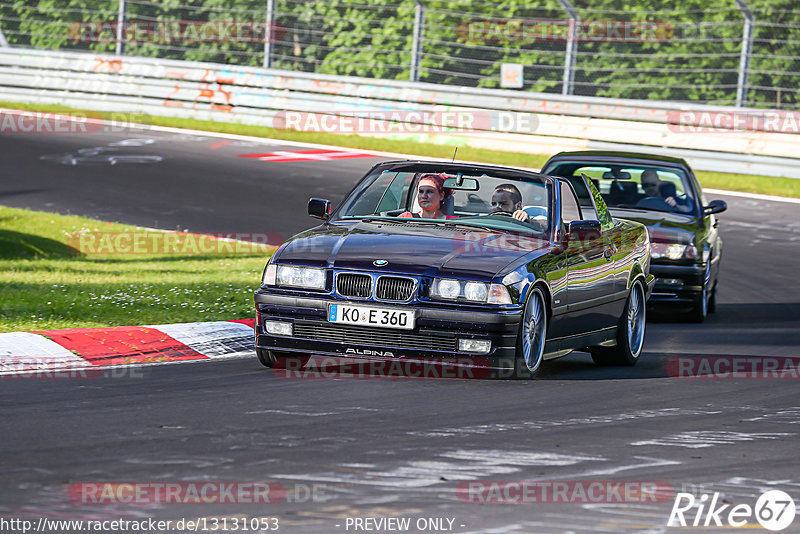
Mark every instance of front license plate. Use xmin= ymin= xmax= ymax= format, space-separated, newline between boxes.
xmin=328 ymin=304 xmax=415 ymax=330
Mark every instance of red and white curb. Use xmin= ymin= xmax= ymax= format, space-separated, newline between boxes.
xmin=0 ymin=319 xmax=255 ymax=376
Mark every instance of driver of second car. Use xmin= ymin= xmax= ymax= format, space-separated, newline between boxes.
xmin=491 ymin=184 xmax=530 ymax=222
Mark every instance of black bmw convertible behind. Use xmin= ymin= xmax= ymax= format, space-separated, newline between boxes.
xmin=542 ymin=151 xmax=726 ymax=322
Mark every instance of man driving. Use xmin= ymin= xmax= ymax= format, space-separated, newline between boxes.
xmin=639 ymin=170 xmax=691 ymax=212
xmin=491 ymin=184 xmax=530 ymax=222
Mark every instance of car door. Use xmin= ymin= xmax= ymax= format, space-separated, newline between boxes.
xmin=560 ymin=180 xmax=618 ymax=335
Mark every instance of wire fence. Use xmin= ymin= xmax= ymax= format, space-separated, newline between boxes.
xmin=0 ymin=0 xmax=798 ymax=109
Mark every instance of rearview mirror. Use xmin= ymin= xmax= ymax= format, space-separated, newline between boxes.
xmin=703 ymin=199 xmax=727 ymax=215
xmin=442 ymin=177 xmax=479 ymax=190
xmin=308 ymin=198 xmax=331 ymax=220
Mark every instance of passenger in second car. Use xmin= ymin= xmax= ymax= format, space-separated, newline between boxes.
xmin=399 ymin=173 xmax=457 ymax=220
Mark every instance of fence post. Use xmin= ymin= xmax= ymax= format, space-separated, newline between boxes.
xmin=116 ymin=0 xmax=126 ymax=56
xmin=0 ymin=23 xmax=8 ymax=47
xmin=410 ymin=0 xmax=425 ymax=82
xmin=263 ymin=0 xmax=276 ymax=69
xmin=734 ymin=0 xmax=754 ymax=107
xmin=557 ymin=0 xmax=578 ymax=95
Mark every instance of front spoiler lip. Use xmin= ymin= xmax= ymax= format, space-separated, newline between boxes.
xmin=257 ymin=347 xmax=514 ymax=371
xmin=256 ymin=327 xmax=518 ymax=363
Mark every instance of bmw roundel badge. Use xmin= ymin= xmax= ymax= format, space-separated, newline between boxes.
xmin=373 ymin=259 xmax=389 ymax=267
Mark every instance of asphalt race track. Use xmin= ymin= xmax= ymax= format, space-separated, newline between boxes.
xmin=2 ymin=126 xmax=800 ymax=533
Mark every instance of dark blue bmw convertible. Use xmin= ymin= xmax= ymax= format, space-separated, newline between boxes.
xmin=254 ymin=161 xmax=654 ymax=378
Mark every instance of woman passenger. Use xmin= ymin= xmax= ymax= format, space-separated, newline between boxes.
xmin=399 ymin=173 xmax=456 ymax=220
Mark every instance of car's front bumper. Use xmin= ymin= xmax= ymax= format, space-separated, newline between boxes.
xmin=254 ymin=290 xmax=522 ymax=368
xmin=647 ymin=263 xmax=707 ymax=309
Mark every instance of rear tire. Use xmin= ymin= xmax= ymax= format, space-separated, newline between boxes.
xmin=256 ymin=348 xmax=276 ymax=368
xmin=512 ymin=287 xmax=547 ymax=379
xmin=591 ymin=280 xmax=646 ymax=366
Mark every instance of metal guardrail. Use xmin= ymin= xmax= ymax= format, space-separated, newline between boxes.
xmin=0 ymin=48 xmax=799 ymax=178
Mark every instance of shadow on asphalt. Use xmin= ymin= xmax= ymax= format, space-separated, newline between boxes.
xmin=0 ymin=188 xmax=46 ymax=198
xmin=649 ymin=302 xmax=800 ymax=325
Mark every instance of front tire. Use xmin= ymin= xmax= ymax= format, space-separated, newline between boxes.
xmin=512 ymin=287 xmax=547 ymax=379
xmin=687 ymin=286 xmax=708 ymax=323
xmin=591 ymin=279 xmax=646 ymax=366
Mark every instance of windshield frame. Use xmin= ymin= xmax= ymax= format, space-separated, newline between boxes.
xmin=329 ymin=162 xmax=555 ymax=236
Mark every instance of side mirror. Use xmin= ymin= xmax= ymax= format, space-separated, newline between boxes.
xmin=308 ymin=198 xmax=331 ymax=220
xmin=703 ymin=199 xmax=727 ymax=215
xmin=567 ymin=220 xmax=602 ymax=242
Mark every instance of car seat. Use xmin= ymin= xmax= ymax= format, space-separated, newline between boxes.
xmin=442 ymin=195 xmax=455 ymax=216
xmin=659 ymin=181 xmax=677 ymax=199
xmin=606 ymin=180 xmax=639 ymax=206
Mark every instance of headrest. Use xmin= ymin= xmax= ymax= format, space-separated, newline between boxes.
xmin=441 ymin=195 xmax=454 ymax=216
xmin=660 ymin=182 xmax=677 ymax=197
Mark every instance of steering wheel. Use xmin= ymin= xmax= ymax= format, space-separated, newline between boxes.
xmin=636 ymin=196 xmax=673 ymax=211
xmin=489 ymin=210 xmax=515 ymax=217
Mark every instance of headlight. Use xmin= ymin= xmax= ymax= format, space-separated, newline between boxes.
xmin=651 ymin=243 xmax=698 ymax=261
xmin=433 ymin=279 xmax=461 ymax=299
xmin=431 ymin=279 xmax=510 ymax=304
xmin=276 ymin=265 xmax=326 ymax=289
xmin=262 ymin=264 xmax=277 ymax=286
xmin=464 ymin=282 xmax=488 ymax=302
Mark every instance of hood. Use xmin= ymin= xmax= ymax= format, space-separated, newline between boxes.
xmin=609 ymin=207 xmax=698 ymax=244
xmin=276 ymin=220 xmax=549 ymax=279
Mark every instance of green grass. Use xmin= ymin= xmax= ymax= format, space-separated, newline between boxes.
xmin=692 ymin=170 xmax=800 ymax=198
xmin=6 ymin=99 xmax=797 ymax=198
xmin=0 ymin=206 xmax=271 ymax=332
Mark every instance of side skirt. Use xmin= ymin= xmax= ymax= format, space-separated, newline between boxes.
xmin=544 ymin=326 xmax=617 ymax=356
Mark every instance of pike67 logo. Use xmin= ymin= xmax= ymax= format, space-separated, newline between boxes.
xmin=668 ymin=489 xmax=796 ymax=531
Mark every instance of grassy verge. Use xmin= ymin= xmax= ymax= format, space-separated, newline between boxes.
xmin=0 ymin=206 xmax=271 ymax=332
xmin=4 ymin=100 xmax=798 ymax=198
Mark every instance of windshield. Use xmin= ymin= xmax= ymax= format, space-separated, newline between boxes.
xmin=333 ymin=167 xmax=551 ymax=234
xmin=547 ymin=162 xmax=698 ymax=216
